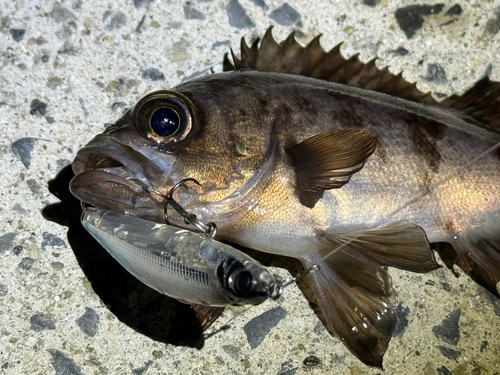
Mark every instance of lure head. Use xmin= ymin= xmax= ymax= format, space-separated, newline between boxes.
xmin=217 ymin=256 xmax=282 ymax=305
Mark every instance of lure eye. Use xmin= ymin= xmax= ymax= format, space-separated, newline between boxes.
xmin=132 ymin=90 xmax=197 ymax=145
xmin=150 ymin=107 xmax=180 ymax=137
xmin=233 ymin=271 xmax=253 ymax=295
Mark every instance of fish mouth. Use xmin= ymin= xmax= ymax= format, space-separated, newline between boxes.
xmin=70 ymin=134 xmax=167 ymax=221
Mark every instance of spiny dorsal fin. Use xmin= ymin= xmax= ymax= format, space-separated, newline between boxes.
xmin=223 ymin=27 xmax=436 ymax=105
xmin=224 ymin=28 xmax=500 ymax=134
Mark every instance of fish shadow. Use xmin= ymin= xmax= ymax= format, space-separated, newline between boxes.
xmin=42 ymin=165 xmax=208 ymax=348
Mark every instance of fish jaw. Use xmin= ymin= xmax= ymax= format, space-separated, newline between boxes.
xmin=70 ymin=130 xmax=173 ymax=221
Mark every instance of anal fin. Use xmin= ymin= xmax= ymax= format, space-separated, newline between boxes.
xmin=304 ymin=221 xmax=438 ymax=367
xmin=190 ymin=304 xmax=226 ymax=332
xmin=287 ymin=129 xmax=376 ymax=206
xmin=441 ymin=229 xmax=500 ymax=298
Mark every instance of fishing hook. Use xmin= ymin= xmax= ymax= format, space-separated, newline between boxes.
xmin=148 ymin=178 xmax=217 ymax=238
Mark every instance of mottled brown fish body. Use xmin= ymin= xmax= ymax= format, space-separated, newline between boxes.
xmin=172 ymin=71 xmax=500 ymax=257
xmin=70 ymin=29 xmax=500 ymax=367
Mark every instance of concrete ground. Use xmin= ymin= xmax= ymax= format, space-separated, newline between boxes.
xmin=1 ymin=0 xmax=499 ymax=374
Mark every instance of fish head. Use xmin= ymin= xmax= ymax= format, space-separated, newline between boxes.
xmin=71 ymin=77 xmax=274 ymax=225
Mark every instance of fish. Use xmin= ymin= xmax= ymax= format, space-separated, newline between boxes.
xmin=81 ymin=207 xmax=282 ymax=306
xmin=70 ymin=27 xmax=500 ymax=367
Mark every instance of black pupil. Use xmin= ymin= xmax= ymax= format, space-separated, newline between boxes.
xmin=234 ymin=271 xmax=252 ymax=295
xmin=150 ymin=107 xmax=180 ymax=137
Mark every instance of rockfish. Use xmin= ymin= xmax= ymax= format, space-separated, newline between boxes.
xmin=70 ymin=28 xmax=500 ymax=366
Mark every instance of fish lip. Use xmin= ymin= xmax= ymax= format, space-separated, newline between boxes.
xmin=71 ymin=134 xmax=167 ymax=218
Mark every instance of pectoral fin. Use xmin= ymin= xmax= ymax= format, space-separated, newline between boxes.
xmin=303 ymin=221 xmax=438 ymax=367
xmin=287 ymin=130 xmax=376 ymax=204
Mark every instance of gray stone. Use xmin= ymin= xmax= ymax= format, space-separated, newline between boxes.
xmin=277 ymin=360 xmax=297 ymax=375
xmin=0 ymin=233 xmax=16 ymax=255
xmin=30 ymin=313 xmax=56 ymax=331
xmin=432 ymin=309 xmax=461 ymax=346
xmin=227 ymin=0 xmax=255 ymax=29
xmin=12 ymin=138 xmax=37 ymax=169
xmin=243 ymin=306 xmax=287 ymax=349
xmin=50 ymin=3 xmax=76 ymax=23
xmin=26 ymin=179 xmax=43 ymax=195
xmin=436 ymin=346 xmax=461 ymax=360
xmin=9 ymin=29 xmax=26 ymax=42
xmin=76 ymin=307 xmax=100 ymax=337
xmin=184 ymin=4 xmax=206 ymax=20
xmin=105 ymin=12 xmax=127 ymax=31
xmin=250 ymin=0 xmax=267 ymax=10
xmin=30 ymin=99 xmax=48 ymax=116
xmin=42 ymin=232 xmax=67 ymax=251
xmin=0 ymin=283 xmax=8 ymax=297
xmin=392 ymin=303 xmax=410 ymax=337
xmin=142 ymin=68 xmax=165 ymax=81
xmin=55 ymin=25 xmax=73 ymax=40
xmin=269 ymin=4 xmax=301 ymax=26
xmin=47 ymin=349 xmax=83 ymax=375
xmin=421 ymin=63 xmax=448 ymax=85
xmin=395 ymin=4 xmax=445 ymax=39
xmin=19 ymin=257 xmax=35 ymax=271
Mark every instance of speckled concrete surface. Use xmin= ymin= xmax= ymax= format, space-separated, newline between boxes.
xmin=1 ymin=1 xmax=500 ymax=374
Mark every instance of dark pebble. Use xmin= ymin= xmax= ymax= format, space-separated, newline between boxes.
xmin=243 ymin=306 xmax=287 ymax=349
xmin=132 ymin=360 xmax=152 ymax=375
xmin=26 ymin=179 xmax=43 ymax=195
xmin=47 ymin=349 xmax=83 ymax=375
xmin=359 ymin=0 xmax=381 ymax=7
xmin=249 ymin=0 xmax=267 ymax=10
xmin=268 ymin=4 xmax=301 ymax=26
xmin=395 ymin=4 xmax=445 ymax=39
xmin=10 ymin=29 xmax=26 ymax=43
xmin=277 ymin=360 xmax=297 ymax=375
xmin=30 ymin=99 xmax=48 ymax=116
xmin=142 ymin=68 xmax=165 ymax=81
xmin=133 ymin=0 xmax=154 ymax=8
xmin=227 ymin=0 xmax=255 ymax=29
xmin=111 ymin=102 xmax=128 ymax=112
xmin=421 ymin=63 xmax=448 ymax=85
xmin=432 ymin=308 xmax=461 ymax=345
xmin=30 ymin=313 xmax=56 ymax=331
xmin=436 ymin=345 xmax=461 ymax=360
xmin=184 ymin=4 xmax=206 ymax=20
xmin=480 ymin=340 xmax=488 ymax=352
xmin=392 ymin=303 xmax=410 ymax=336
xmin=0 ymin=283 xmax=8 ymax=297
xmin=437 ymin=366 xmax=453 ymax=375
xmin=42 ymin=232 xmax=67 ymax=251
xmin=19 ymin=257 xmax=35 ymax=270
xmin=445 ymin=4 xmax=462 ymax=16
xmin=0 ymin=233 xmax=16 ymax=255
xmin=390 ymin=46 xmax=409 ymax=56
xmin=105 ymin=12 xmax=126 ymax=31
xmin=303 ymin=355 xmax=320 ymax=367
xmin=13 ymin=246 xmax=23 ymax=255
xmin=76 ymin=307 xmax=100 ymax=337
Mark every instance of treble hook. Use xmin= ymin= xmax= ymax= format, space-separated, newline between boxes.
xmin=149 ymin=178 xmax=217 ymax=238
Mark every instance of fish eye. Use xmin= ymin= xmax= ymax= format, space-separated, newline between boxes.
xmin=233 ymin=271 xmax=253 ymax=295
xmin=132 ymin=91 xmax=197 ymax=145
xmin=150 ymin=107 xmax=180 ymax=137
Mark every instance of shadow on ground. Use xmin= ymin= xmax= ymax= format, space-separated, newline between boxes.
xmin=42 ymin=165 xmax=208 ymax=348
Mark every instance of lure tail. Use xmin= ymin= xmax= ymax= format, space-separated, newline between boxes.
xmin=304 ymin=220 xmax=440 ymax=367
